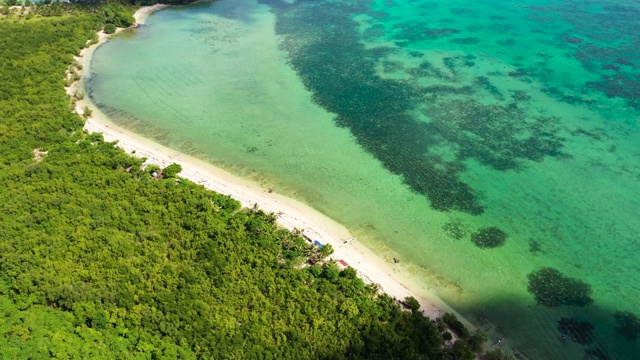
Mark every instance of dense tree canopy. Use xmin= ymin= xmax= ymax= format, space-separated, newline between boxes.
xmin=0 ymin=3 xmax=498 ymax=359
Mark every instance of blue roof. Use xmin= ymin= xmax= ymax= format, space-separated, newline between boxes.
xmin=313 ymin=240 xmax=323 ymax=248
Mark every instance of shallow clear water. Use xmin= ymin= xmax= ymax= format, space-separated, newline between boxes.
xmin=87 ymin=0 xmax=640 ymax=358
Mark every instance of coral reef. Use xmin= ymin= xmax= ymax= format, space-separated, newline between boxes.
xmin=527 ymin=268 xmax=592 ymax=307
xmin=529 ymin=239 xmax=542 ymax=254
xmin=613 ymin=311 xmax=640 ymax=341
xmin=470 ymin=227 xmax=507 ymax=248
xmin=442 ymin=220 xmax=468 ymax=240
xmin=558 ymin=317 xmax=594 ymax=345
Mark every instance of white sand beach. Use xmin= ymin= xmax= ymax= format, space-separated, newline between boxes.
xmin=69 ymin=4 xmax=468 ymax=324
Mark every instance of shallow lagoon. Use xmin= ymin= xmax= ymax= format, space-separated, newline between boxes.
xmin=87 ymin=0 xmax=640 ymax=358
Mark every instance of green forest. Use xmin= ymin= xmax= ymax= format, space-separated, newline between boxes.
xmin=0 ymin=2 xmax=511 ymax=359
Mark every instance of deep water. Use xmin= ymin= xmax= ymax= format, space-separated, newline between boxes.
xmin=86 ymin=0 xmax=640 ymax=358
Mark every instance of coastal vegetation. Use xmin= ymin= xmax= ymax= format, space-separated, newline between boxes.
xmin=0 ymin=2 xmax=497 ymax=358
xmin=482 ymin=349 xmax=512 ymax=360
xmin=442 ymin=312 xmax=470 ymax=339
xmin=6 ymin=1 xmax=638 ymax=359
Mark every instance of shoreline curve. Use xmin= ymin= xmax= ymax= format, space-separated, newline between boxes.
xmin=68 ymin=3 xmax=475 ymax=332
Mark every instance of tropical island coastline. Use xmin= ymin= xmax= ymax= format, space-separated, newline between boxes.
xmin=74 ymin=3 xmax=461 ymax=326
xmin=12 ymin=2 xmax=637 ymax=358
xmin=0 ymin=1 xmax=535 ymax=358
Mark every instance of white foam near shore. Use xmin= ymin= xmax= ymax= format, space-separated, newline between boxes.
xmin=69 ymin=4 xmax=467 ymax=323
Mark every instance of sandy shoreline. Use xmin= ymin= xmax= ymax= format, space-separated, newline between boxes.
xmin=69 ymin=4 xmax=467 ymax=324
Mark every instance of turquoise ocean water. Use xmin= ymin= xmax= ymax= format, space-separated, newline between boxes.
xmin=86 ymin=0 xmax=640 ymax=358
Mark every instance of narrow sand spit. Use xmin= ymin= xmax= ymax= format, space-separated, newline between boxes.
xmin=69 ymin=4 xmax=470 ymax=324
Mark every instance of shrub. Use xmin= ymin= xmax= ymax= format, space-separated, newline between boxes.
xmin=321 ymin=264 xmax=340 ymax=282
xmin=162 ymin=163 xmax=182 ymax=178
xmin=82 ymin=106 xmax=92 ymax=118
xmin=104 ymin=23 xmax=116 ymax=34
xmin=307 ymin=265 xmax=322 ymax=278
xmin=467 ymin=329 xmax=488 ymax=353
xmin=442 ymin=312 xmax=470 ymax=338
xmin=482 ymin=348 xmax=513 ymax=360
xmin=146 ymin=164 xmax=161 ymax=177
xmin=404 ymin=296 xmax=420 ymax=312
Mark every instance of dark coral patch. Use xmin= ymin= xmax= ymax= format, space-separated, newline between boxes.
xmin=470 ymin=227 xmax=507 ymax=248
xmin=529 ymin=239 xmax=542 ymax=254
xmin=268 ymin=0 xmax=486 ymax=214
xmin=510 ymin=90 xmax=531 ymax=102
xmin=442 ymin=220 xmax=468 ymax=240
xmin=450 ymin=37 xmax=480 ymax=45
xmin=496 ymin=38 xmax=516 ymax=46
xmin=423 ymin=28 xmax=459 ymax=38
xmin=508 ymin=70 xmax=527 ymax=77
xmin=422 ymin=100 xmax=566 ymax=171
xmin=615 ymin=58 xmax=635 ymax=67
xmin=265 ymin=0 xmax=566 ymax=215
xmin=563 ymin=35 xmax=584 ymax=44
xmin=613 ymin=311 xmax=640 ymax=342
xmin=558 ymin=317 xmax=595 ymax=345
xmin=587 ymin=74 xmax=640 ymax=109
xmin=527 ymin=268 xmax=593 ymax=307
xmin=585 ymin=348 xmax=611 ymax=360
